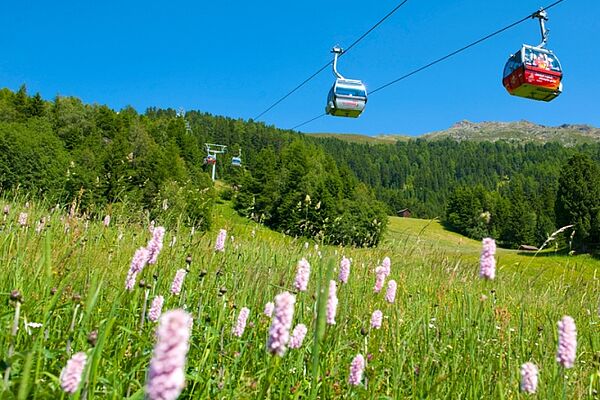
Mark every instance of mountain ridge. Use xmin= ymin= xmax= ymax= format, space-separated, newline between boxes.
xmin=308 ymin=120 xmax=600 ymax=146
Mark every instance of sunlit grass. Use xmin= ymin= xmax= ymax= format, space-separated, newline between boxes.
xmin=0 ymin=198 xmax=598 ymax=398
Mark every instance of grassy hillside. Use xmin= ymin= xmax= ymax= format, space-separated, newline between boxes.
xmin=384 ymin=216 xmax=598 ymax=283
xmin=0 ymin=198 xmax=598 ymax=398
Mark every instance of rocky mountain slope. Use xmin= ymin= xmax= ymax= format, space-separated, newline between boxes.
xmin=309 ymin=120 xmax=600 ymax=146
xmin=422 ymin=120 xmax=600 ymax=146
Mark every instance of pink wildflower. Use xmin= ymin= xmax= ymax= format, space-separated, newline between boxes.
xmin=374 ymin=266 xmax=386 ymax=293
xmin=385 ymin=280 xmax=397 ymax=303
xmin=60 ymin=352 xmax=87 ymax=394
xmin=382 ymin=256 xmax=391 ymax=276
xmin=479 ymin=238 xmax=496 ymax=280
xmin=326 ymin=280 xmax=338 ymax=325
xmin=146 ymin=310 xmax=192 ymax=400
xmin=18 ymin=212 xmax=27 ymax=227
xmin=214 ymin=229 xmax=227 ymax=252
xmin=371 ymin=310 xmax=383 ymax=329
xmin=339 ymin=256 xmax=351 ymax=284
xmin=170 ymin=269 xmax=187 ymax=295
xmin=289 ymin=324 xmax=308 ymax=349
xmin=233 ymin=307 xmax=250 ymax=337
xmin=103 ymin=215 xmax=110 ymax=227
xmin=348 ymin=354 xmax=365 ymax=386
xmin=294 ymin=258 xmax=311 ymax=292
xmin=148 ymin=296 xmax=164 ymax=322
xmin=147 ymin=226 xmax=165 ymax=264
xmin=264 ymin=302 xmax=274 ymax=318
xmin=520 ymin=362 xmax=538 ymax=394
xmin=556 ymin=315 xmax=577 ymax=368
xmin=125 ymin=247 xmax=150 ymax=291
xmin=267 ymin=291 xmax=296 ymax=356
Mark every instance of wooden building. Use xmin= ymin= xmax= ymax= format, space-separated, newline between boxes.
xmin=397 ymin=208 xmax=411 ymax=218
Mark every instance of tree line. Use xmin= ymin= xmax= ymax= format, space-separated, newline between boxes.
xmin=3 ymin=85 xmax=599 ymax=249
xmin=0 ymin=86 xmax=387 ymax=245
xmin=310 ymin=135 xmax=600 ymax=249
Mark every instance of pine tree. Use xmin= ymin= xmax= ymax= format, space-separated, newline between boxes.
xmin=555 ymin=153 xmax=600 ymax=249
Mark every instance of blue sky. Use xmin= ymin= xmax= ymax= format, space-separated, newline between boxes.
xmin=1 ymin=0 xmax=597 ymax=135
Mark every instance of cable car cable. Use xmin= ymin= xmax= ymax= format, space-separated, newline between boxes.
xmin=253 ymin=62 xmax=331 ymax=121
xmin=292 ymin=113 xmax=327 ymax=130
xmin=253 ymin=0 xmax=410 ymax=121
xmin=290 ymin=0 xmax=566 ymax=130
xmin=342 ymin=0 xmax=410 ymax=55
xmin=370 ymin=0 xmax=566 ymax=95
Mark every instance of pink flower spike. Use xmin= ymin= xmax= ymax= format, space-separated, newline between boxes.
xmin=267 ymin=291 xmax=296 ymax=356
xmin=520 ymin=362 xmax=538 ymax=394
xmin=103 ymin=215 xmax=111 ymax=227
xmin=60 ymin=352 xmax=87 ymax=394
xmin=382 ymin=256 xmax=391 ymax=276
xmin=371 ymin=310 xmax=383 ymax=329
xmin=479 ymin=238 xmax=496 ymax=280
xmin=125 ymin=247 xmax=150 ymax=291
xmin=348 ymin=354 xmax=365 ymax=386
xmin=233 ymin=307 xmax=250 ymax=337
xmin=170 ymin=269 xmax=187 ymax=295
xmin=556 ymin=315 xmax=577 ymax=368
xmin=148 ymin=296 xmax=164 ymax=322
xmin=289 ymin=324 xmax=308 ymax=349
xmin=294 ymin=258 xmax=311 ymax=292
xmin=264 ymin=302 xmax=274 ymax=318
xmin=385 ymin=280 xmax=397 ymax=303
xmin=373 ymin=266 xmax=386 ymax=293
xmin=18 ymin=212 xmax=28 ymax=227
xmin=146 ymin=310 xmax=193 ymax=400
xmin=326 ymin=280 xmax=338 ymax=325
xmin=214 ymin=229 xmax=227 ymax=252
xmin=339 ymin=256 xmax=351 ymax=284
xmin=147 ymin=226 xmax=165 ymax=265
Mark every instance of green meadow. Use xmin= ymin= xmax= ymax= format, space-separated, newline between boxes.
xmin=0 ymin=197 xmax=598 ymax=399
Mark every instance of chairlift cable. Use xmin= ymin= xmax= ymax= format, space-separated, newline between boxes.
xmin=253 ymin=0 xmax=411 ymax=121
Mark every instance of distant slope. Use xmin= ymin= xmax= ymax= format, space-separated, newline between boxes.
xmin=383 ymin=215 xmax=598 ymax=280
xmin=308 ymin=132 xmax=410 ymax=144
xmin=309 ymin=120 xmax=600 ymax=146
xmin=422 ymin=120 xmax=600 ymax=146
xmin=214 ymin=200 xmax=599 ymax=282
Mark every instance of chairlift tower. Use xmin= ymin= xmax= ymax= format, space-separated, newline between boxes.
xmin=178 ymin=108 xmax=193 ymax=134
xmin=205 ymin=143 xmax=227 ymax=181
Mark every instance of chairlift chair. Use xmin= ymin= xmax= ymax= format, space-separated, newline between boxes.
xmin=231 ymin=148 xmax=242 ymax=167
xmin=204 ymin=155 xmax=216 ymax=165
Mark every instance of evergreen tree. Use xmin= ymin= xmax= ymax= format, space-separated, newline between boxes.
xmin=555 ymin=154 xmax=600 ymax=249
xmin=29 ymin=93 xmax=46 ymax=117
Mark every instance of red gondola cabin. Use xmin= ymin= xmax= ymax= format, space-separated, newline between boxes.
xmin=502 ymin=45 xmax=562 ymax=102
